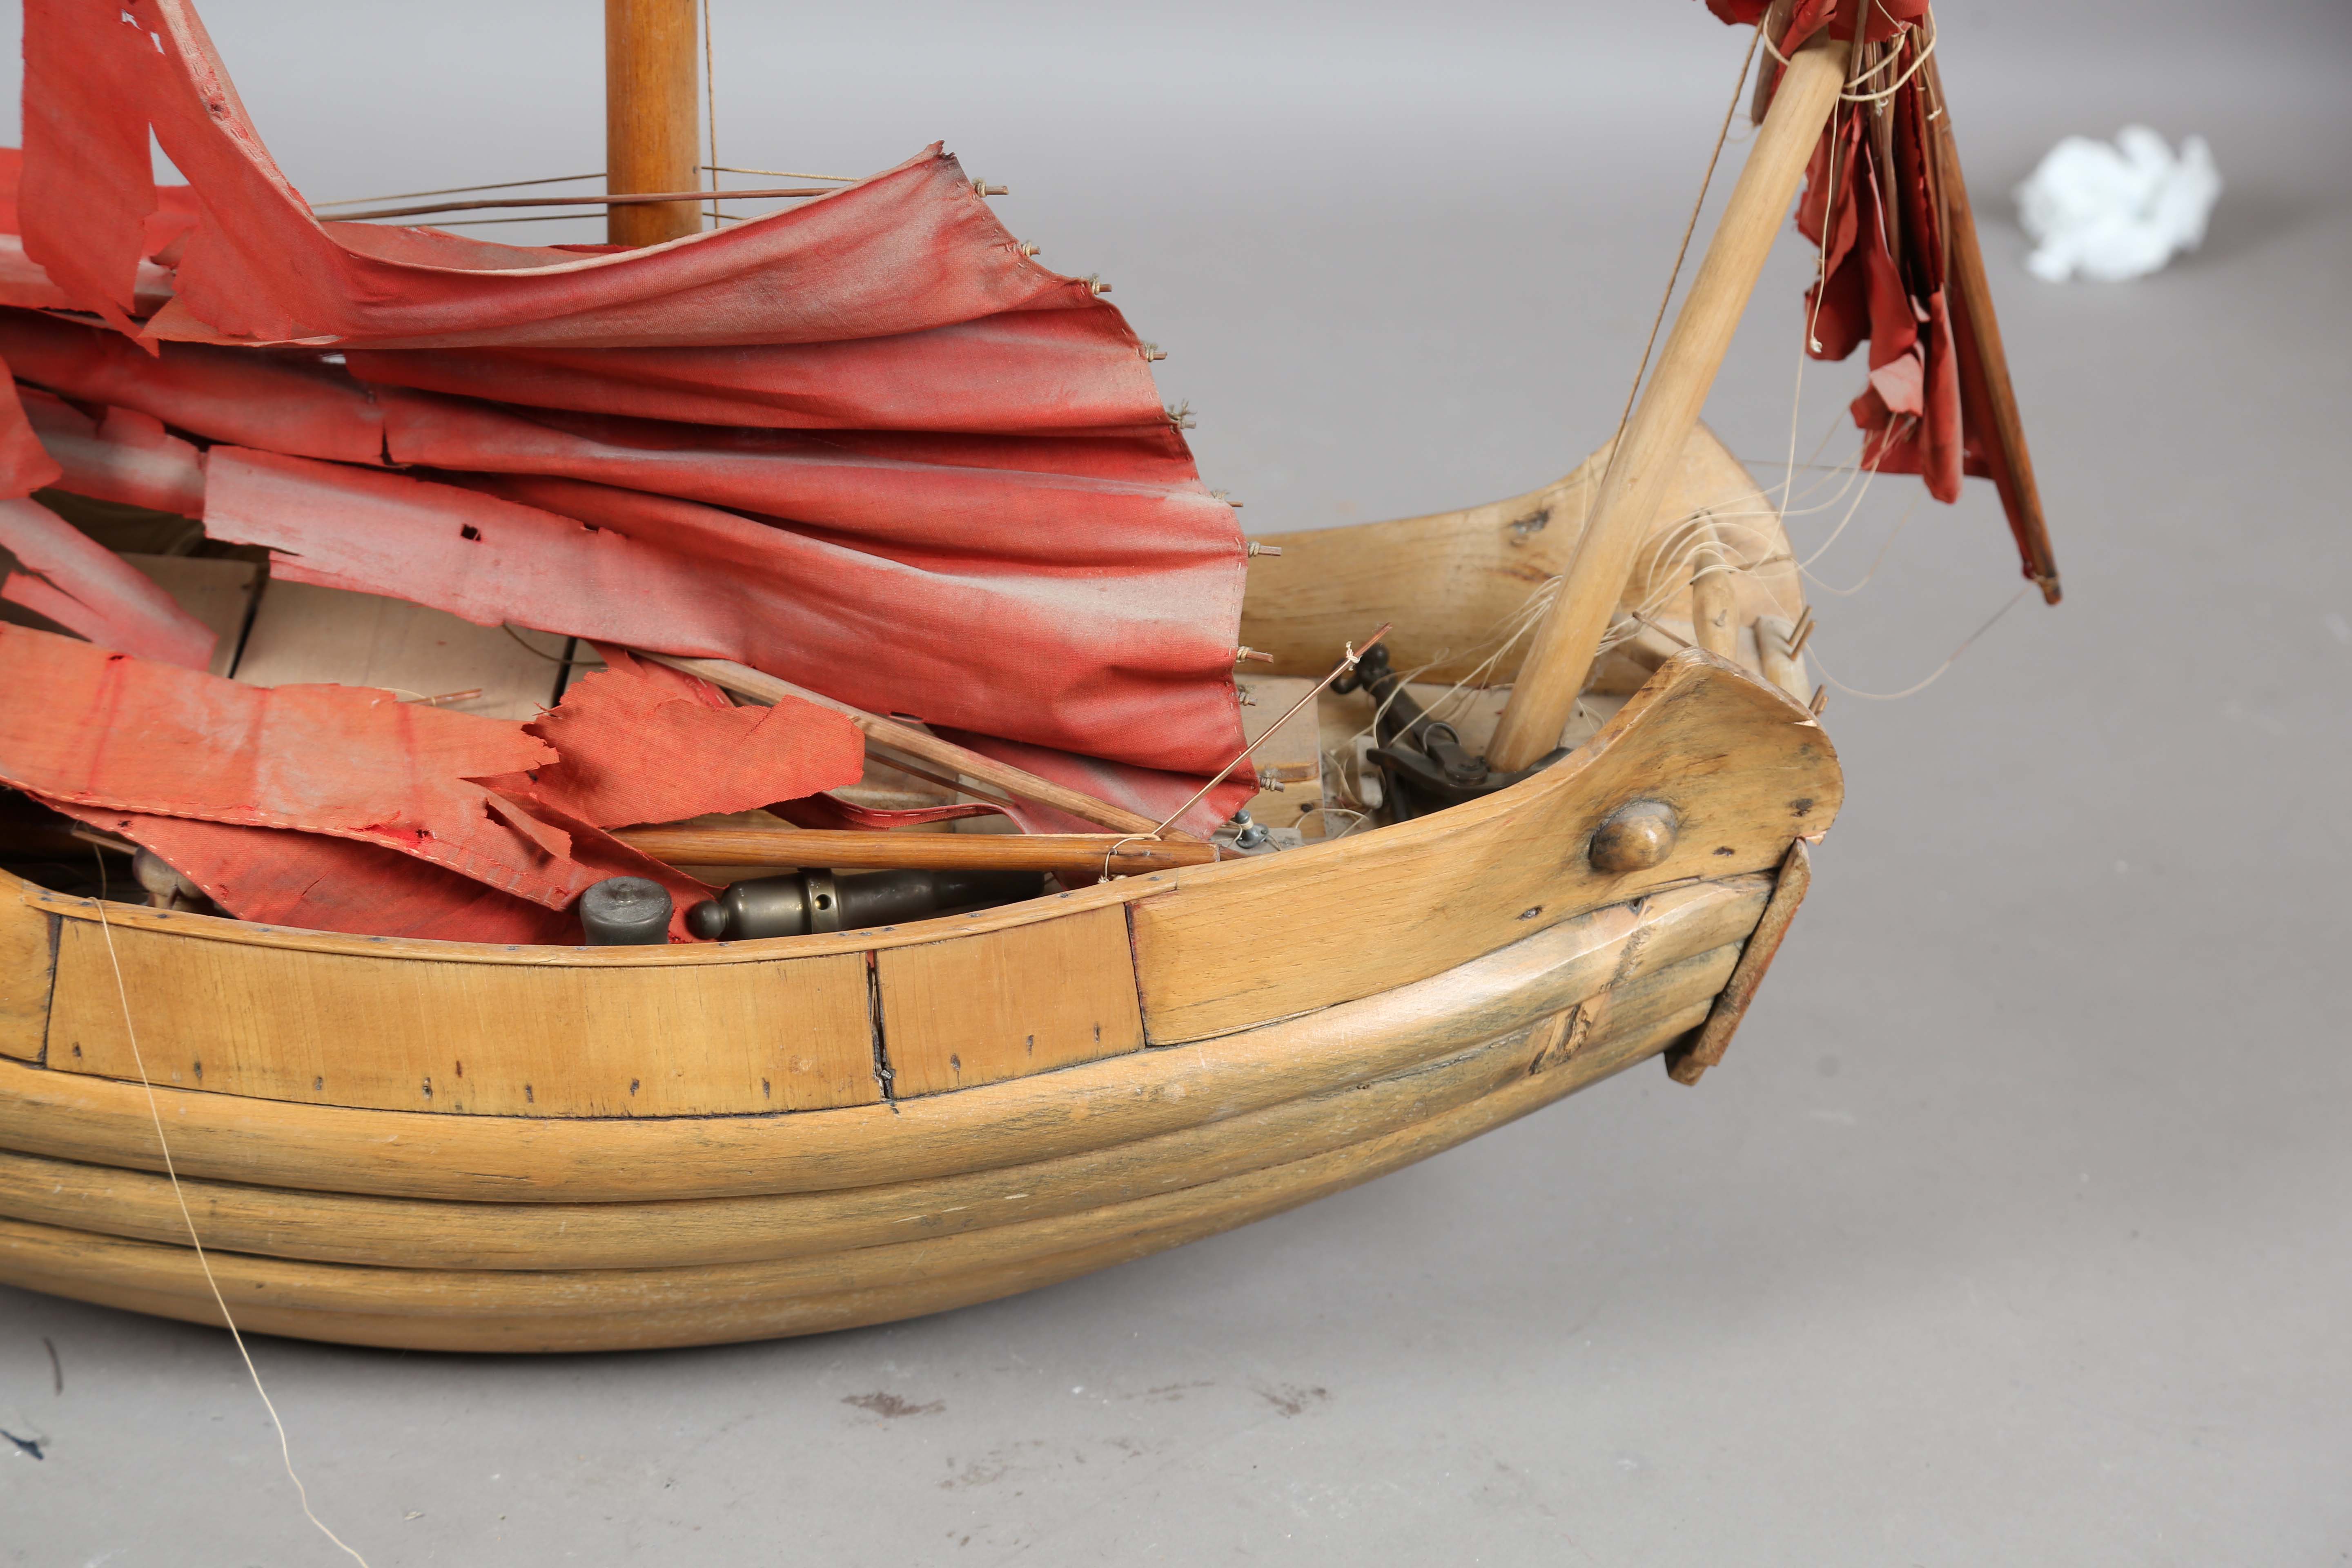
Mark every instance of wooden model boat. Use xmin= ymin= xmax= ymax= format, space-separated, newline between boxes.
xmin=0 ymin=1 xmax=2049 ymax=1351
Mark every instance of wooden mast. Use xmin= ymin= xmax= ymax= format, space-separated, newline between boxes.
xmin=1485 ymin=30 xmax=1846 ymax=773
xmin=605 ymin=0 xmax=702 ymax=246
xmin=1924 ymin=56 xmax=2062 ymax=605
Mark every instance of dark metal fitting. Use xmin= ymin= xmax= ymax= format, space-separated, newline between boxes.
xmin=579 ymin=876 xmax=673 ymax=945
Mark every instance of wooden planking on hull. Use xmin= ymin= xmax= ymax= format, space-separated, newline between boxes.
xmin=0 ymin=875 xmax=1770 ymax=1203
xmin=45 ymin=923 xmax=882 ymax=1116
xmin=0 ymin=893 xmax=52 ymax=1062
xmin=0 ymin=938 xmax=1743 ymax=1272
xmin=0 ymin=991 xmax=1718 ymax=1352
xmin=1130 ymin=650 xmax=1837 ymax=1042
xmin=876 ymin=904 xmax=1145 ymax=1096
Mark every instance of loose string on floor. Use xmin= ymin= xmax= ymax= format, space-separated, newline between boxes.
xmin=90 ymin=851 xmax=374 ymax=1568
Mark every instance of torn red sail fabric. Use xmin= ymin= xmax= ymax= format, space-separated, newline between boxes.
xmin=25 ymin=0 xmax=1091 ymax=349
xmin=1788 ymin=49 xmax=1969 ymax=501
xmin=13 ymin=0 xmax=1254 ymax=854
xmin=0 ymin=623 xmax=720 ymax=935
xmin=198 ymin=450 xmax=1250 ymax=778
xmin=0 ymin=361 xmax=62 ymax=498
xmin=1711 ymin=2 xmax=2005 ymax=523
xmin=604 ymin=653 xmax=1012 ymax=830
xmin=45 ymin=800 xmax=583 ymax=943
xmin=768 ymin=794 xmax=1005 ymax=832
xmin=469 ymin=791 xmax=716 ymax=941
xmin=0 ymin=499 xmax=215 ymax=667
xmin=372 ymin=391 xmax=1229 ymax=570
xmin=0 ymin=147 xmax=194 ymax=314
xmin=0 ymin=621 xmax=610 ymax=900
xmin=485 ymin=653 xmax=866 ymax=829
xmin=0 ymin=238 xmax=175 ymax=316
xmin=0 ymin=310 xmax=385 ymax=465
xmin=16 ymin=0 xmax=157 ymax=336
xmin=1705 ymin=0 xmax=1927 ymax=48
xmin=20 ymin=392 xmax=206 ymax=517
xmin=343 ymin=309 xmax=1172 ymax=435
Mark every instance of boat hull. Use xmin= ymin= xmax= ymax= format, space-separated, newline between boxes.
xmin=0 ymin=652 xmax=1838 ymax=1350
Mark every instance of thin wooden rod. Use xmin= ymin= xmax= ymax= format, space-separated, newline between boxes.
xmin=1485 ymin=31 xmax=1846 ymax=773
xmin=325 ymin=187 xmax=830 ymax=223
xmin=639 ymin=653 xmax=1178 ymax=839
xmin=704 ymin=165 xmax=856 ymax=182
xmin=311 ymin=173 xmax=607 ymax=209
xmin=1922 ymin=56 xmax=2060 ymax=605
xmin=616 ymin=826 xmax=1219 ymax=875
xmin=606 ymin=0 xmax=702 ymax=245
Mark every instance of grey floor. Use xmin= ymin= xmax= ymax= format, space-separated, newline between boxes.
xmin=4 ymin=2 xmax=2349 ymax=1563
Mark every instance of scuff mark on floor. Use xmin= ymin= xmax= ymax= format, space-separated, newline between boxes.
xmin=1255 ymin=1383 xmax=1332 ymax=1418
xmin=843 ymin=1391 xmax=945 ymax=1419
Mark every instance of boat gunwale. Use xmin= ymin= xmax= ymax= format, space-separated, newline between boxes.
xmin=0 ymin=873 xmax=1773 ymax=1201
xmin=4 ymin=647 xmax=1825 ymax=969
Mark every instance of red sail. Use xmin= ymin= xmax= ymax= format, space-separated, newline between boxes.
xmin=1717 ymin=1 xmax=2056 ymax=595
xmin=0 ymin=0 xmax=1256 ymax=945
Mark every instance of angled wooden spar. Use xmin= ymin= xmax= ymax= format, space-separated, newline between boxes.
xmin=1923 ymin=56 xmax=2061 ymax=605
xmin=616 ymin=826 xmax=1220 ymax=875
xmin=642 ymin=653 xmax=1176 ymax=839
xmin=1485 ymin=30 xmax=1846 ymax=772
xmin=606 ymin=0 xmax=702 ymax=245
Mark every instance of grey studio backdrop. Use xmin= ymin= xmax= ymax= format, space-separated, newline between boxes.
xmin=2 ymin=2 xmax=2347 ymax=1562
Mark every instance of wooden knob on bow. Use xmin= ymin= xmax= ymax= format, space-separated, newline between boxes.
xmin=1589 ymin=800 xmax=1679 ymax=874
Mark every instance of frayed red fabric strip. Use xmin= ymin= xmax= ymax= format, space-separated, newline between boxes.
xmin=0 ymin=310 xmax=385 ymax=465
xmin=16 ymin=0 xmax=155 ymax=336
xmin=46 ymin=800 xmax=583 ymax=943
xmin=475 ymin=788 xmax=717 ymax=941
xmin=0 ymin=498 xmax=214 ymax=666
xmin=200 ymin=449 xmax=1250 ymax=778
xmin=486 ymin=661 xmax=865 ymax=829
xmin=1708 ymin=0 xmax=1925 ymax=48
xmin=588 ymin=644 xmax=733 ymax=709
xmin=0 ymin=622 xmax=604 ymax=902
xmin=20 ymin=390 xmax=204 ymax=515
xmin=344 ymin=309 xmax=1171 ymax=436
xmin=22 ymin=0 xmax=1086 ymax=350
xmin=4 ymin=626 xmax=726 ymax=938
xmin=770 ymin=795 xmax=1004 ymax=832
xmin=0 ymin=354 xmax=63 ymax=498
xmin=373 ymin=391 xmax=1218 ymax=560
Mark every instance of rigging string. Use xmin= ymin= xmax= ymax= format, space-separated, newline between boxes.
xmin=1592 ymin=20 xmax=1766 ymax=508
xmin=310 ymin=172 xmax=605 ymax=208
xmin=1802 ymin=497 xmax=1915 ymax=596
xmin=702 ymin=0 xmax=721 ymax=229
xmin=1807 ymin=582 xmax=2029 ymax=700
xmin=89 ymin=854 xmax=373 ymax=1567
xmin=1456 ymin=18 xmax=1760 ymax=759
xmin=1779 ymin=17 xmax=1871 ymax=516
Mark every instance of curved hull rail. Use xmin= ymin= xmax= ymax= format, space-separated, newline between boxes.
xmin=0 ymin=653 xmax=1839 ymax=1350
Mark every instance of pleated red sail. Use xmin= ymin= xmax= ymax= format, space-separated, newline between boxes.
xmin=1715 ymin=0 xmax=2058 ymax=595
xmin=0 ymin=0 xmax=1256 ymax=942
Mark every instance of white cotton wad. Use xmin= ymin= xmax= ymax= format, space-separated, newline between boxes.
xmin=2013 ymin=126 xmax=2222 ymax=282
